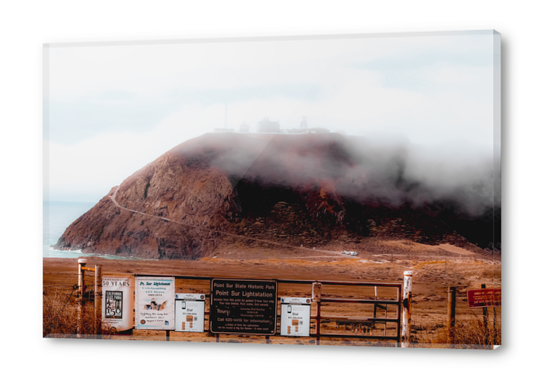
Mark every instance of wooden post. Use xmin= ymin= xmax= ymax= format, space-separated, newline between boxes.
xmin=312 ymin=282 xmax=322 ymax=346
xmin=447 ymin=286 xmax=456 ymax=345
xmin=372 ymin=286 xmax=378 ymax=320
xmin=493 ymin=303 xmax=497 ymax=346
xmin=77 ymin=259 xmax=87 ymax=337
xmin=94 ymin=265 xmax=102 ymax=338
xmin=482 ymin=284 xmax=488 ymax=346
xmin=401 ymin=271 xmax=413 ymax=348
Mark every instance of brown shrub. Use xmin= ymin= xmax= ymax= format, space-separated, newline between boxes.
xmin=453 ymin=314 xmax=501 ymax=348
xmin=43 ymin=286 xmax=115 ymax=338
xmin=410 ymin=313 xmax=500 ymax=349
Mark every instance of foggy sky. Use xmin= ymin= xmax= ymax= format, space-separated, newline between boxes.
xmin=44 ymin=31 xmax=500 ymax=202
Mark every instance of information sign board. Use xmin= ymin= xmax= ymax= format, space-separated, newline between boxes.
xmin=210 ymin=279 xmax=277 ymax=335
xmin=175 ymin=293 xmax=205 ymax=332
xmin=135 ymin=276 xmax=175 ymax=330
xmin=102 ymin=275 xmax=134 ymax=332
xmin=467 ymin=288 xmax=501 ymax=308
xmin=280 ymin=297 xmax=311 ymax=337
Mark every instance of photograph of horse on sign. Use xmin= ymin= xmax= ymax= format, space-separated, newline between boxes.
xmin=43 ymin=31 xmax=501 ymax=349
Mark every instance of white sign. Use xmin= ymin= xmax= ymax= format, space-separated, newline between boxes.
xmin=135 ymin=276 xmax=175 ymax=330
xmin=175 ymin=293 xmax=205 ymax=332
xmin=280 ymin=297 xmax=311 ymax=337
xmin=102 ymin=276 xmax=135 ymax=332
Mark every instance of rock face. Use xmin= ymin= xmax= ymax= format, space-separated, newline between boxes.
xmin=56 ymin=133 xmax=500 ymax=259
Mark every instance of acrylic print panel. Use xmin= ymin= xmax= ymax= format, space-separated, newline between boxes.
xmin=43 ymin=31 xmax=501 ymax=349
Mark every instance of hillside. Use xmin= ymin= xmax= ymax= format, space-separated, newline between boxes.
xmin=55 ymin=133 xmax=500 ymax=259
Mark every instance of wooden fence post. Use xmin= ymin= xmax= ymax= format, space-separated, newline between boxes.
xmin=447 ymin=286 xmax=456 ymax=345
xmin=77 ymin=259 xmax=87 ymax=337
xmin=493 ymin=302 xmax=497 ymax=346
xmin=312 ymin=282 xmax=322 ymax=346
xmin=482 ymin=284 xmax=488 ymax=346
xmin=94 ymin=265 xmax=102 ymax=338
xmin=401 ymin=271 xmax=413 ymax=348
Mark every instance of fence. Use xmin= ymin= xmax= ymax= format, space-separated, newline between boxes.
xmin=72 ymin=259 xmax=413 ymax=346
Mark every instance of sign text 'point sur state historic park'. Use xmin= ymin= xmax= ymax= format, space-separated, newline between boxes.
xmin=210 ymin=279 xmax=278 ymax=335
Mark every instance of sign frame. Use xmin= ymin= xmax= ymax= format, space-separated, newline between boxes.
xmin=175 ymin=293 xmax=206 ymax=333
xmin=467 ymin=288 xmax=501 ymax=308
xmin=135 ymin=276 xmax=175 ymax=330
xmin=280 ymin=297 xmax=312 ymax=337
xmin=101 ymin=275 xmax=135 ymax=332
xmin=210 ymin=278 xmax=278 ymax=336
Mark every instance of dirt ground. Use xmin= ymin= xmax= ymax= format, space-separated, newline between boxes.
xmin=43 ymin=239 xmax=501 ymax=348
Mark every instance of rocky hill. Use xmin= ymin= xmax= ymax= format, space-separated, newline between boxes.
xmin=55 ymin=133 xmax=500 ymax=259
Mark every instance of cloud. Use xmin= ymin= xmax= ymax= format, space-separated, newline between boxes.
xmin=44 ymin=32 xmax=499 ymax=201
xmin=46 ymin=32 xmax=495 ymax=101
xmin=45 ymin=104 xmax=218 ymax=201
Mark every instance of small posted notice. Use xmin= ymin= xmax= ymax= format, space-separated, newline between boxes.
xmin=467 ymin=288 xmax=501 ymax=308
xmin=102 ymin=276 xmax=134 ymax=332
xmin=105 ymin=291 xmax=123 ymax=319
xmin=175 ymin=293 xmax=206 ymax=332
xmin=280 ymin=297 xmax=311 ymax=337
xmin=135 ymin=276 xmax=175 ymax=330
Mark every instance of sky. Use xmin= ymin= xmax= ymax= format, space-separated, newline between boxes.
xmin=44 ymin=31 xmax=500 ymax=202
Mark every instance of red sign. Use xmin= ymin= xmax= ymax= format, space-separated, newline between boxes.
xmin=467 ymin=288 xmax=501 ymax=308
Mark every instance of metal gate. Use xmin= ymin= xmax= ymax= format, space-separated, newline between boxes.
xmin=131 ymin=274 xmax=404 ymax=346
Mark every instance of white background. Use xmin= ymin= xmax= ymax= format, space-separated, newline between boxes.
xmin=1 ymin=1 xmax=538 ymax=378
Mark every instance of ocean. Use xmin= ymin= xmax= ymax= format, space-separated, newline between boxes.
xmin=43 ymin=201 xmax=144 ymax=260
